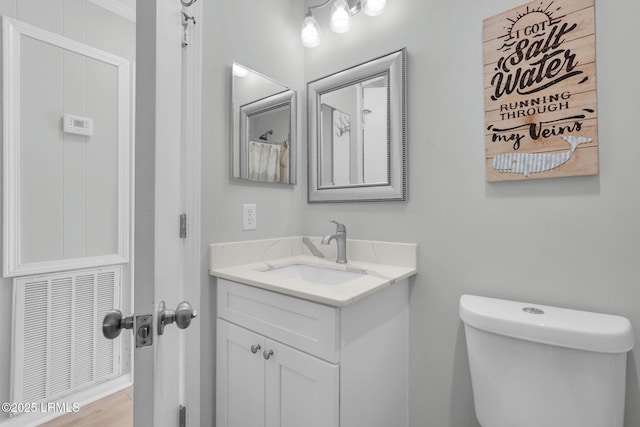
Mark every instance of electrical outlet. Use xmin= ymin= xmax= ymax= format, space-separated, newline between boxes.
xmin=242 ymin=204 xmax=257 ymax=230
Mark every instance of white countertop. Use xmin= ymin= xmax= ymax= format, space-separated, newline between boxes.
xmin=209 ymin=237 xmax=418 ymax=307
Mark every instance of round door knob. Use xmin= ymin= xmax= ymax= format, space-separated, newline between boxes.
xmin=174 ymin=301 xmax=198 ymax=329
xmin=102 ymin=310 xmax=134 ymax=339
xmin=263 ymin=349 xmax=274 ymax=360
xmin=158 ymin=300 xmax=198 ymax=335
xmin=251 ymin=344 xmax=261 ymax=354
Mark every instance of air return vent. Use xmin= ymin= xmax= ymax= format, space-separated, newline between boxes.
xmin=10 ymin=267 xmax=121 ymax=415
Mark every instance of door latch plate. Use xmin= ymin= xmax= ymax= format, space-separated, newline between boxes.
xmin=136 ymin=314 xmax=153 ymax=347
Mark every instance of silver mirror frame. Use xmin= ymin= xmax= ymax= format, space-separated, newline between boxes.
xmin=307 ymin=48 xmax=407 ymax=202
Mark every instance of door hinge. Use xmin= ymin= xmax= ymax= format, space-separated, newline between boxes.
xmin=180 ymin=214 xmax=187 ymax=238
xmin=179 ymin=405 xmax=186 ymax=427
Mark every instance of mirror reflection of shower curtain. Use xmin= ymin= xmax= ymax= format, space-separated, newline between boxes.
xmin=362 ymin=87 xmax=388 ymax=184
xmin=248 ymin=140 xmax=288 ymax=183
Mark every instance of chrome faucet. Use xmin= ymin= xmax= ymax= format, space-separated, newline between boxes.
xmin=321 ymin=219 xmax=347 ymax=264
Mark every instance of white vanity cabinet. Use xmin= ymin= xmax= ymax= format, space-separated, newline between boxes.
xmin=217 ymin=320 xmax=339 ymax=427
xmin=216 ymin=277 xmax=409 ymax=427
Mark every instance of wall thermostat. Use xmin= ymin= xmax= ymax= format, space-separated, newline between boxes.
xmin=63 ymin=114 xmax=94 ymax=136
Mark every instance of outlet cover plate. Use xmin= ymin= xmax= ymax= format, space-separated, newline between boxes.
xmin=242 ymin=204 xmax=256 ymax=230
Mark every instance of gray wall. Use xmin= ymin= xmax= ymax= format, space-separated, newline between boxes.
xmin=20 ymin=32 xmax=120 ymax=263
xmin=301 ymin=0 xmax=640 ymax=426
xmin=0 ymin=1 xmax=135 ymax=424
xmin=202 ymin=0 xmax=640 ymax=426
xmin=200 ymin=0 xmax=305 ymax=425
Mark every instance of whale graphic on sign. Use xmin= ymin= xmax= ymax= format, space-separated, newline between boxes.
xmin=492 ymin=135 xmax=592 ymax=177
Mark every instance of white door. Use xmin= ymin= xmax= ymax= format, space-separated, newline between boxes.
xmin=132 ymin=1 xmax=201 ymax=426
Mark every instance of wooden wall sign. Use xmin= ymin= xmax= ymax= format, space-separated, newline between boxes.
xmin=483 ymin=0 xmax=598 ymax=182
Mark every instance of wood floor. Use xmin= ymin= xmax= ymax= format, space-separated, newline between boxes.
xmin=40 ymin=387 xmax=133 ymax=427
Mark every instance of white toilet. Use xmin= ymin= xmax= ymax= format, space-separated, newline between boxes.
xmin=459 ymin=294 xmax=634 ymax=427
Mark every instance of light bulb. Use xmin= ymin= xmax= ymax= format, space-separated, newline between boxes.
xmin=362 ymin=0 xmax=386 ymax=16
xmin=301 ymin=14 xmax=321 ymax=48
xmin=330 ymin=0 xmax=352 ymax=33
xmin=232 ymin=64 xmax=248 ymax=77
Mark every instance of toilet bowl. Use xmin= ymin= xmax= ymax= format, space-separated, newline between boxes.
xmin=459 ymin=294 xmax=634 ymax=427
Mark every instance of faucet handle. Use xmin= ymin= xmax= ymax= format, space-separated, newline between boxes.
xmin=329 ymin=219 xmax=346 ymax=233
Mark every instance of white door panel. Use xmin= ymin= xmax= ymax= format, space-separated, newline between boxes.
xmin=217 ymin=320 xmax=266 ymax=427
xmin=265 ymin=340 xmax=339 ymax=427
xmin=133 ymin=1 xmax=201 ymax=426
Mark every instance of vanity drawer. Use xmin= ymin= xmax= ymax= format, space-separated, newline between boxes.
xmin=217 ymin=279 xmax=339 ymax=363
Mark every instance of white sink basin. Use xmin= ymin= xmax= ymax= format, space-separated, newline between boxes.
xmin=263 ymin=263 xmax=365 ymax=285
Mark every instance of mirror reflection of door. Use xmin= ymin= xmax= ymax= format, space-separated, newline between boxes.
xmin=360 ymin=77 xmax=388 ymax=184
xmin=320 ymin=104 xmax=351 ymax=186
xmin=319 ymin=74 xmax=389 ymax=188
xmin=332 ymin=109 xmax=351 ymax=185
xmin=319 ymin=83 xmax=357 ymax=187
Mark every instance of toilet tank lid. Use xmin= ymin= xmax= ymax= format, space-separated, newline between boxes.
xmin=459 ymin=295 xmax=634 ymax=353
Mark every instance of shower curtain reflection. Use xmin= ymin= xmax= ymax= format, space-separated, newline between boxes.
xmin=248 ymin=140 xmax=289 ymax=183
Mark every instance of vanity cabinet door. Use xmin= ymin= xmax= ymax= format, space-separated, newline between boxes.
xmin=217 ymin=320 xmax=266 ymax=427
xmin=218 ymin=320 xmax=339 ymax=427
xmin=265 ymin=339 xmax=339 ymax=427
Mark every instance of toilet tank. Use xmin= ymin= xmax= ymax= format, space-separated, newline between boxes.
xmin=459 ymin=295 xmax=634 ymax=427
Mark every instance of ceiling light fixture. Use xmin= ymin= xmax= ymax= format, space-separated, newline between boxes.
xmin=362 ymin=0 xmax=386 ymax=16
xmin=232 ymin=64 xmax=249 ymax=77
xmin=301 ymin=0 xmax=387 ymax=48
xmin=330 ymin=0 xmax=352 ymax=33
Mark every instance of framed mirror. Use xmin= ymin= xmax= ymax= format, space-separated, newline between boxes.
xmin=307 ymin=49 xmax=407 ymax=202
xmin=231 ymin=63 xmax=296 ymax=184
